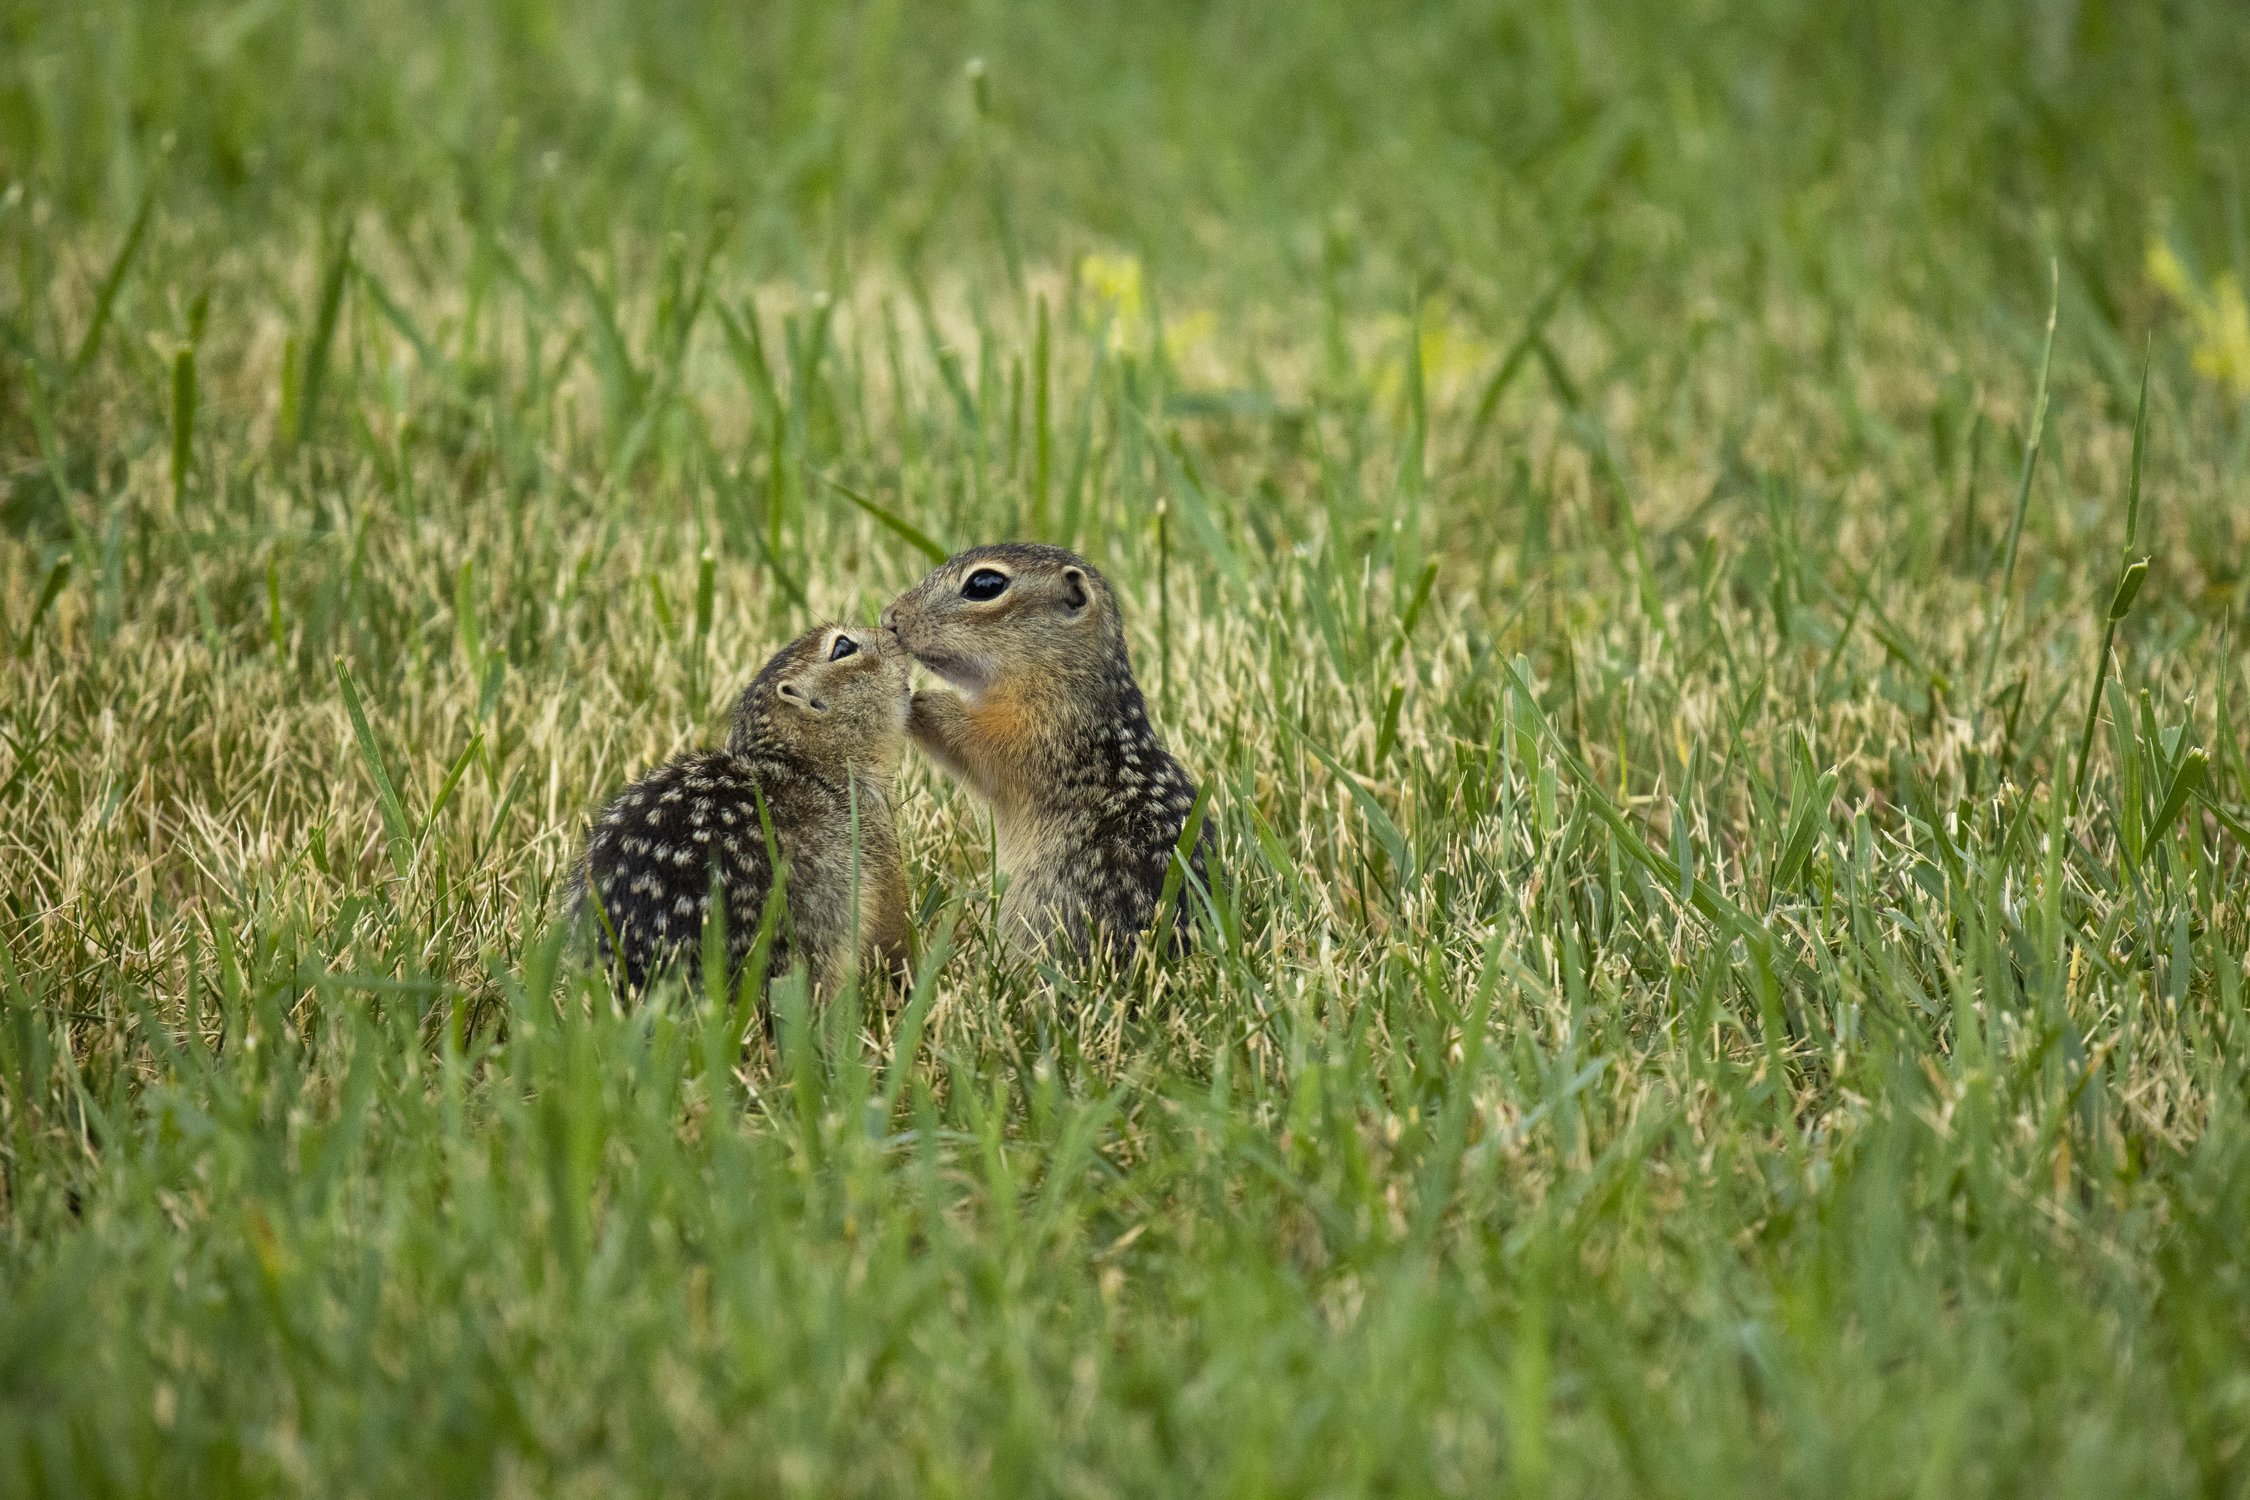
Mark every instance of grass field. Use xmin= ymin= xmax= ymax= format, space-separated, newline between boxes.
xmin=5 ymin=1 xmax=2250 ymax=1493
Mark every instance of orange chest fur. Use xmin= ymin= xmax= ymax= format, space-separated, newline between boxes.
xmin=965 ymin=690 xmax=1041 ymax=763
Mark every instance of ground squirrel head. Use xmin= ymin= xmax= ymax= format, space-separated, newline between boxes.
xmin=727 ymin=623 xmax=910 ymax=773
xmin=881 ymin=543 xmax=1131 ymax=711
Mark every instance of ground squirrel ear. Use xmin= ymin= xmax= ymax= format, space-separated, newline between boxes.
xmin=1060 ymin=567 xmax=1089 ymax=612
xmin=777 ymin=679 xmax=820 ymax=711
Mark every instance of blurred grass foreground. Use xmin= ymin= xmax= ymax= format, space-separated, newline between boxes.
xmin=4 ymin=1 xmax=2250 ymax=1495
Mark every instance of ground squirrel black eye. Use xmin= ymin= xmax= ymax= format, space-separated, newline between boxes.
xmin=829 ymin=635 xmax=859 ymax=661
xmin=961 ymin=568 xmax=1010 ymax=602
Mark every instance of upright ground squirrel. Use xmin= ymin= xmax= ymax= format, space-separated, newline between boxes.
xmin=882 ymin=543 xmax=1210 ymax=957
xmin=577 ymin=623 xmax=911 ymax=995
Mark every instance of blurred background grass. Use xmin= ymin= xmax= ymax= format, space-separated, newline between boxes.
xmin=14 ymin=4 xmax=2250 ymax=236
xmin=4 ymin=1 xmax=2250 ymax=1495
xmin=12 ymin=0 xmax=2250 ymax=341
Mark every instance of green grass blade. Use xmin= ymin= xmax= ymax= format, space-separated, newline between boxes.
xmin=1146 ymin=785 xmax=1215 ymax=957
xmin=335 ymin=656 xmax=415 ymax=879
xmin=17 ymin=557 xmax=71 ymax=660
xmin=2072 ymin=345 xmax=2153 ymax=810
xmin=1296 ymin=730 xmax=1411 ymax=889
xmin=169 ymin=345 xmax=196 ymax=510
xmin=1147 ymin=421 xmax=1245 ymax=588
xmin=419 ymin=732 xmax=484 ymax=846
xmin=295 ymin=223 xmax=355 ymax=447
xmin=813 ymin=470 xmax=950 ymax=564
xmin=70 ymin=190 xmax=153 ymax=378
xmin=356 ymin=261 xmax=442 ymax=371
xmin=1456 ymin=246 xmax=1590 ymax=469
xmin=2144 ymin=749 xmax=2208 ymax=861
xmin=1976 ymin=261 xmax=2059 ymax=709
xmin=1501 ymin=658 xmax=1771 ymax=961
xmin=877 ymin=910 xmax=959 ymax=1123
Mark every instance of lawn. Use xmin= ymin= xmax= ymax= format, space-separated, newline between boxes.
xmin=4 ymin=1 xmax=2250 ymax=1494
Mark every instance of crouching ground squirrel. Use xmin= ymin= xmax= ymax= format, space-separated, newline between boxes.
xmin=577 ymin=623 xmax=911 ymax=995
xmin=882 ymin=543 xmax=1211 ymax=957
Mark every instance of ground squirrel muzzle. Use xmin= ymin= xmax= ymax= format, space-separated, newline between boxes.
xmin=882 ymin=542 xmax=1210 ymax=958
xmin=576 ymin=623 xmax=911 ymax=996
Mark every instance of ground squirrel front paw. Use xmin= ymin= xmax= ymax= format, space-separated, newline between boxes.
xmin=907 ymin=686 xmax=966 ymax=745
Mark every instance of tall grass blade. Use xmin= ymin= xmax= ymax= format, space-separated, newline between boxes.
xmin=1976 ymin=261 xmax=2059 ymax=710
xmin=17 ymin=558 xmax=71 ymax=660
xmin=2144 ymin=749 xmax=2208 ymax=862
xmin=335 ymin=656 xmax=415 ymax=879
xmin=169 ymin=346 xmax=196 ymax=510
xmin=1146 ymin=785 xmax=1214 ymax=957
xmin=1456 ymin=247 xmax=1590 ymax=469
xmin=2072 ymin=344 xmax=2153 ymax=809
xmin=69 ymin=190 xmax=153 ymax=379
xmin=814 ymin=471 xmax=950 ymax=563
xmin=295 ymin=223 xmax=355 ymax=448
xmin=1296 ymin=730 xmax=1412 ymax=889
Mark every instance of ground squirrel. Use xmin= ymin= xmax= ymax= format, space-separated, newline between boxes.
xmin=882 ymin=543 xmax=1210 ymax=957
xmin=577 ymin=623 xmax=911 ymax=995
